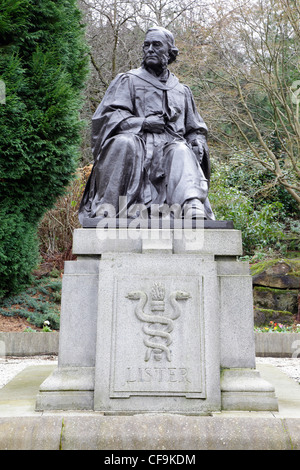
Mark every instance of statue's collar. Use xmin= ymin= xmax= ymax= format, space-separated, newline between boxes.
xmin=127 ymin=67 xmax=179 ymax=90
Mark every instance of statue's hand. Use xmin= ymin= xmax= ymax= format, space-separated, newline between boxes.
xmin=143 ymin=114 xmax=165 ymax=133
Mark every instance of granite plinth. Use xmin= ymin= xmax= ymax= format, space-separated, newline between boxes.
xmin=81 ymin=217 xmax=234 ymax=229
xmin=36 ymin=228 xmax=278 ymax=413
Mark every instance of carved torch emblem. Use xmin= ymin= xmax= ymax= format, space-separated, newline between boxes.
xmin=126 ymin=282 xmax=190 ymax=362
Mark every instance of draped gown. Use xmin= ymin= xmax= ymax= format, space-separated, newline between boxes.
xmin=78 ymin=66 xmax=215 ymax=224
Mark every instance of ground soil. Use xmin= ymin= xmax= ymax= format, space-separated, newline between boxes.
xmin=0 ymin=315 xmax=43 ymax=332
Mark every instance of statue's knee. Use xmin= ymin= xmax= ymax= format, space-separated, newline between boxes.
xmin=173 ymin=142 xmax=189 ymax=156
xmin=113 ymin=134 xmax=136 ymax=149
xmin=171 ymin=143 xmax=197 ymax=165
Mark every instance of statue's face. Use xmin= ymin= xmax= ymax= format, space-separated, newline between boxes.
xmin=143 ymin=30 xmax=169 ymax=70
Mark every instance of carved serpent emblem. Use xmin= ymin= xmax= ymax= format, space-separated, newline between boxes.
xmin=126 ymin=283 xmax=190 ymax=362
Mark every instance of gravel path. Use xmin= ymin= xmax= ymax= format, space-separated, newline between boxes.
xmin=0 ymin=356 xmax=299 ymax=390
xmin=0 ymin=355 xmax=58 ymax=389
xmin=256 ymin=357 xmax=300 ymax=383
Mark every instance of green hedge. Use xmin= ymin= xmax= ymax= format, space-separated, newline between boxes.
xmin=0 ymin=0 xmax=88 ymax=297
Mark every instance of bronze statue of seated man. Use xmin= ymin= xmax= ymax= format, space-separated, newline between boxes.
xmin=79 ymin=27 xmax=215 ymax=225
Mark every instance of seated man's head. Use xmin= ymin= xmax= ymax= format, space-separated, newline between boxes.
xmin=142 ymin=27 xmax=179 ymax=73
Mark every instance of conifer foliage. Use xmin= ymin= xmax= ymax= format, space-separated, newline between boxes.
xmin=0 ymin=0 xmax=88 ymax=297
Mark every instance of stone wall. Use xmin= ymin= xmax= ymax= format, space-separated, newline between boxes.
xmin=251 ymin=259 xmax=300 ymax=326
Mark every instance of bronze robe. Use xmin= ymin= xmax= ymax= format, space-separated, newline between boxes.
xmin=79 ymin=67 xmax=214 ymax=223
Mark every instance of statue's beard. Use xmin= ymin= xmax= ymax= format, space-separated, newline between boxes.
xmin=142 ymin=53 xmax=169 ymax=72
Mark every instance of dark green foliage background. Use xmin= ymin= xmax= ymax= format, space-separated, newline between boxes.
xmin=0 ymin=0 xmax=88 ymax=297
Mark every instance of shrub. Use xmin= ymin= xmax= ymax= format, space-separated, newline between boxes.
xmin=219 ymin=149 xmax=299 ymax=219
xmin=209 ymin=160 xmax=285 ymax=254
xmin=0 ymin=0 xmax=88 ymax=297
xmin=0 ymin=275 xmax=61 ymax=330
xmin=38 ymin=165 xmax=92 ymax=255
xmin=0 ymin=206 xmax=39 ymax=298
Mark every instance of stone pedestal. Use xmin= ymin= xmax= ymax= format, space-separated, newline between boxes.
xmin=36 ymin=226 xmax=278 ymax=413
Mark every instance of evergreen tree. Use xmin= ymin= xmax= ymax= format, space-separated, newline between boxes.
xmin=0 ymin=0 xmax=89 ymax=297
